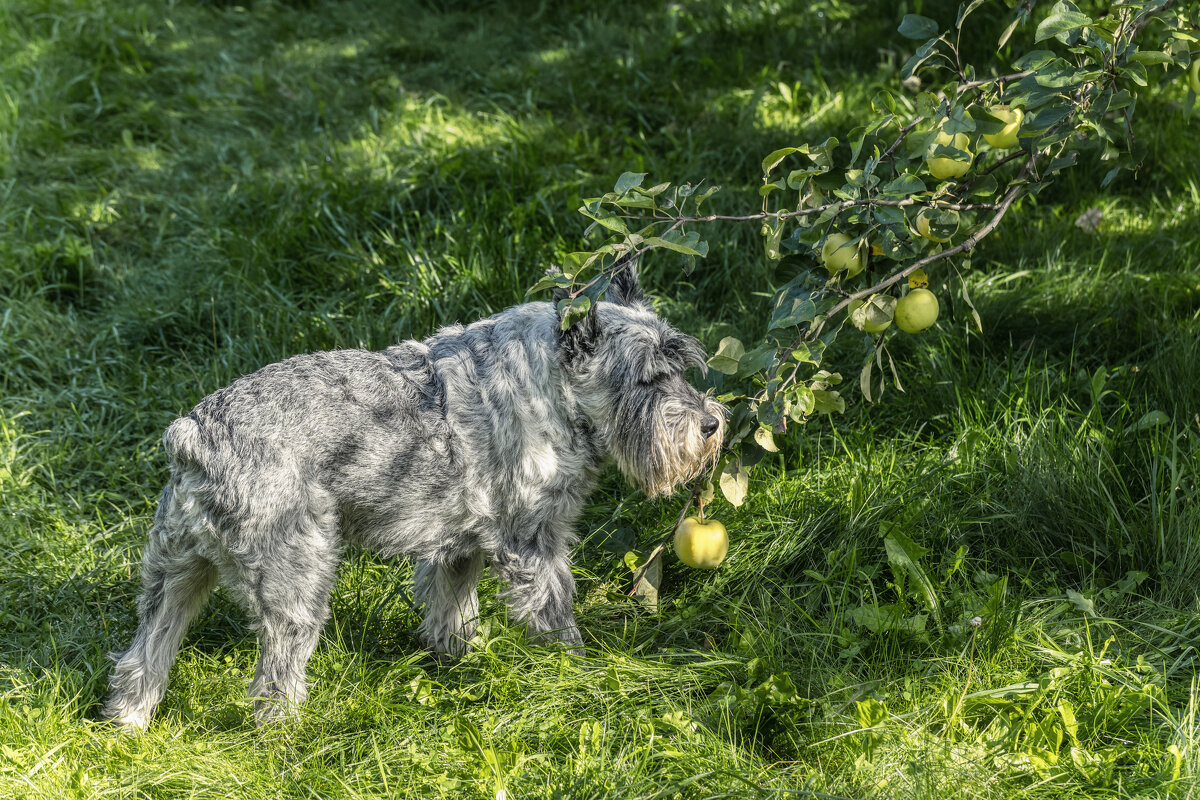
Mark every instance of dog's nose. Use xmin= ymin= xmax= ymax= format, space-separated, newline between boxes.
xmin=699 ymin=415 xmax=720 ymax=439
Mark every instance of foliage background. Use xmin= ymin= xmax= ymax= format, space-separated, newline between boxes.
xmin=0 ymin=0 xmax=1197 ymax=797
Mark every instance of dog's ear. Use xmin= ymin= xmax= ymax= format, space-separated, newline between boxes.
xmin=553 ymin=286 xmax=602 ymax=363
xmin=607 ymin=254 xmax=644 ymax=306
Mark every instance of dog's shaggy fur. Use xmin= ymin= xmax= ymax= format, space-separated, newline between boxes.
xmin=102 ymin=265 xmax=724 ymax=728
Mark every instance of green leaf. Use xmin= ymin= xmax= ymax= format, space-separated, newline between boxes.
xmin=525 ymin=271 xmax=573 ymax=296
xmin=787 ymin=340 xmax=825 ymax=364
xmin=763 ymin=218 xmax=785 ymax=261
xmin=884 ymin=531 xmax=941 ymax=622
xmin=693 ymin=185 xmax=721 ymax=211
xmin=807 ymin=136 xmax=839 ymax=169
xmin=916 ymin=92 xmax=942 ymax=120
xmin=614 ymin=172 xmax=647 ymax=195
xmin=592 ymin=215 xmax=628 ymax=234
xmin=762 ymin=147 xmax=800 ymax=174
xmin=594 ymin=526 xmax=637 ymax=555
xmin=1124 ymin=60 xmax=1148 ymax=87
xmin=719 ymin=457 xmax=748 ymax=507
xmin=1046 ymin=151 xmax=1078 ymax=175
xmin=1065 ymin=589 xmax=1095 ymax=617
xmin=758 ymin=181 xmax=786 ymax=197
xmin=881 ymin=174 xmax=926 ymax=197
xmin=788 ymin=386 xmax=815 ymax=420
xmin=608 ymin=193 xmax=657 ymax=210
xmin=645 ymin=230 xmax=707 ymax=256
xmin=956 ymin=0 xmax=985 ymax=29
xmin=787 ymin=167 xmax=823 ymax=189
xmin=856 ymin=698 xmax=887 ymax=729
xmin=998 ymin=14 xmax=1022 ymax=49
xmin=902 ymin=38 xmax=940 ymax=79
xmin=898 ymin=14 xmax=938 ymax=40
xmin=769 ymin=291 xmax=817 ymax=332
xmin=753 ymin=426 xmax=779 ymax=453
xmin=707 ymin=336 xmax=745 ymax=375
xmin=557 ymin=296 xmax=592 ymax=330
xmin=1035 ymin=9 xmax=1092 ymax=44
xmin=969 ymin=173 xmax=998 ymax=197
xmin=1129 ymin=49 xmax=1173 ymax=66
xmin=1014 ymin=50 xmax=1057 ymax=71
xmin=850 ymin=605 xmax=927 ymax=635
xmin=632 ymin=554 xmax=661 ymax=613
xmin=859 ymin=357 xmax=874 ymax=403
xmin=579 ymin=273 xmax=611 ymax=304
xmin=960 ymin=280 xmax=983 ymax=333
xmin=810 ymin=389 xmax=844 ymax=414
xmin=738 ymin=344 xmax=778 ymax=377
xmin=872 ymin=206 xmax=905 ymax=226
xmin=758 ymin=674 xmax=799 ymax=705
xmin=791 ymin=340 xmax=826 ymax=366
xmin=756 ymin=395 xmax=786 ymax=430
xmin=811 ymin=369 xmax=841 ymax=386
xmin=1127 ymin=409 xmax=1169 ymax=433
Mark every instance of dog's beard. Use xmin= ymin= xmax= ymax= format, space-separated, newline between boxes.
xmin=612 ymin=394 xmax=725 ymax=499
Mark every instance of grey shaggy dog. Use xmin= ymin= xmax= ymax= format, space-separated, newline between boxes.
xmin=103 ymin=264 xmax=724 ymax=728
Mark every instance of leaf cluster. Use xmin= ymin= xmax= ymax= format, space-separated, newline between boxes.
xmin=529 ymin=0 xmax=1198 ymax=508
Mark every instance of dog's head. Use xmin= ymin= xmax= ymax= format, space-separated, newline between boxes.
xmin=555 ymin=259 xmax=726 ymax=497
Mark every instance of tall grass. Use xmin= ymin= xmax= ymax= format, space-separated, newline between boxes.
xmin=1 ymin=0 xmax=1197 ymax=797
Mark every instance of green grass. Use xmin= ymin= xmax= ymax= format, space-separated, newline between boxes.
xmin=2 ymin=0 xmax=1198 ymax=797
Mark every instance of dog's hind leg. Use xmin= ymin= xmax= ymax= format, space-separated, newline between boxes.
xmin=414 ymin=551 xmax=485 ymax=658
xmin=103 ymin=490 xmax=218 ymax=729
xmin=240 ymin=501 xmax=341 ymax=726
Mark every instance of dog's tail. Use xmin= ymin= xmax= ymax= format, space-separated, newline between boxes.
xmin=163 ymin=415 xmax=208 ymax=471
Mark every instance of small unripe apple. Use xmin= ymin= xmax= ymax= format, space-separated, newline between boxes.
xmin=894 ymin=288 xmax=939 ymax=333
xmin=926 ymin=130 xmax=972 ymax=180
xmin=915 ymin=208 xmax=957 ymax=243
xmin=983 ymin=106 xmax=1023 ymax=149
xmin=1190 ymin=60 xmax=1200 ymax=96
xmin=821 ymin=233 xmax=864 ymax=278
xmin=848 ymin=297 xmax=892 ymax=333
xmin=674 ymin=516 xmax=729 ymax=569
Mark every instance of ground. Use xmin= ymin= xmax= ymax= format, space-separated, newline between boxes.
xmin=1 ymin=1 xmax=1198 ymax=798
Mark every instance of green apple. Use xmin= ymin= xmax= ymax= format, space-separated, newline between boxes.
xmin=821 ymin=233 xmax=864 ymax=278
xmin=848 ymin=296 xmax=893 ymax=333
xmin=674 ymin=516 xmax=729 ymax=569
xmin=915 ymin=208 xmax=958 ymax=243
xmin=926 ymin=130 xmax=972 ymax=180
xmin=983 ymin=106 xmax=1023 ymax=149
xmin=894 ymin=288 xmax=939 ymax=333
xmin=1190 ymin=60 xmax=1200 ymax=96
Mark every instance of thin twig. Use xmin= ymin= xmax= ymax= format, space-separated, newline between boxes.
xmin=617 ymin=197 xmax=1000 ymax=232
xmin=980 ymin=149 xmax=1026 ymax=177
xmin=881 ymin=115 xmax=925 ymax=164
xmin=954 ymin=70 xmax=1033 ymax=93
xmin=627 ymin=484 xmax=700 ymax=595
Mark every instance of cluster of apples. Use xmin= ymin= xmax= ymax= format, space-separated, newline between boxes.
xmin=819 ymin=105 xmax=1027 ymax=337
xmin=674 ymin=107 xmax=1039 ymax=572
xmin=926 ymin=105 xmax=1024 ymax=179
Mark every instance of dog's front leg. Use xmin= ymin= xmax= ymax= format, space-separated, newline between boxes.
xmin=491 ymin=528 xmax=584 ymax=655
xmin=414 ymin=551 xmax=485 ymax=658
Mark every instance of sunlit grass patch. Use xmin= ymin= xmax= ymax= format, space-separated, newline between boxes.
xmin=0 ymin=0 xmax=1197 ymax=798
